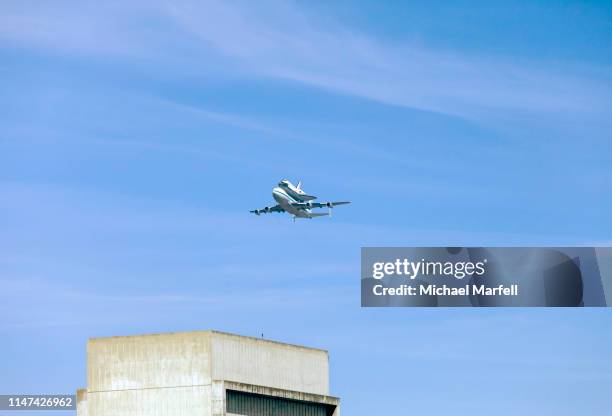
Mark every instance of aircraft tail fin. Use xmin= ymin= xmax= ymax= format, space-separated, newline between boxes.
xmin=296 ymin=180 xmax=302 ymax=190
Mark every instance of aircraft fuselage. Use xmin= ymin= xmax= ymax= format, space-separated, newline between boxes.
xmin=273 ymin=187 xmax=316 ymax=218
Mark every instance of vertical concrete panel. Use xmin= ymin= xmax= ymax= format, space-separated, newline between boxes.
xmin=210 ymin=332 xmax=329 ymax=395
xmin=87 ymin=385 xmax=212 ymax=416
xmin=76 ymin=388 xmax=87 ymax=416
xmin=211 ymin=380 xmax=225 ymax=416
xmin=88 ymin=332 xmax=212 ymax=392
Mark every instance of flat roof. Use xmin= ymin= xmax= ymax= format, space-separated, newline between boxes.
xmin=88 ymin=329 xmax=328 ymax=353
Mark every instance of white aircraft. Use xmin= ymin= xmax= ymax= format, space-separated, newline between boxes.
xmin=250 ymin=179 xmax=350 ymax=220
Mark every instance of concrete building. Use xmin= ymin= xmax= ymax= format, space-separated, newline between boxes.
xmin=76 ymin=330 xmax=340 ymax=416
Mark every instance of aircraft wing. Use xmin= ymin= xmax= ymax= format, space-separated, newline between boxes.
xmin=291 ymin=201 xmax=350 ymax=210
xmin=250 ymin=204 xmax=284 ymax=215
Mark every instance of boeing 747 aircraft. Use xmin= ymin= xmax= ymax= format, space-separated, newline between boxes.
xmin=250 ymin=179 xmax=350 ymax=220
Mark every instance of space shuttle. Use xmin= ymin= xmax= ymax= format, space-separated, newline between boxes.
xmin=277 ymin=179 xmax=317 ymax=202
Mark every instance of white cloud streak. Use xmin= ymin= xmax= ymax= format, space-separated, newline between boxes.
xmin=1 ymin=0 xmax=611 ymax=120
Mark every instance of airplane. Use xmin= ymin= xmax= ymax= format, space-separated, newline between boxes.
xmin=250 ymin=179 xmax=350 ymax=220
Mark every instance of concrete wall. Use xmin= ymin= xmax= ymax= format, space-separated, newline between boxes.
xmin=85 ymin=332 xmax=213 ymax=416
xmin=88 ymin=332 xmax=212 ymax=391
xmin=86 ymin=386 xmax=212 ymax=416
xmin=77 ymin=389 xmax=87 ymax=416
xmin=210 ymin=331 xmax=329 ymax=396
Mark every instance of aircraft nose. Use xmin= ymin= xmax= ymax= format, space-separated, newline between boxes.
xmin=272 ymin=188 xmax=283 ymax=201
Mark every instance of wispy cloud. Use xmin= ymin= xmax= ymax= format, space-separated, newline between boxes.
xmin=0 ymin=274 xmax=355 ymax=329
xmin=165 ymin=0 xmax=612 ymax=119
xmin=2 ymin=0 xmax=611 ymax=120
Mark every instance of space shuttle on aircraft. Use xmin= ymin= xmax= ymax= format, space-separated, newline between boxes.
xmin=250 ymin=179 xmax=350 ymax=220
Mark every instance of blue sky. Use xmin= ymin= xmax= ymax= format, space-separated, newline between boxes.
xmin=1 ymin=1 xmax=612 ymax=415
